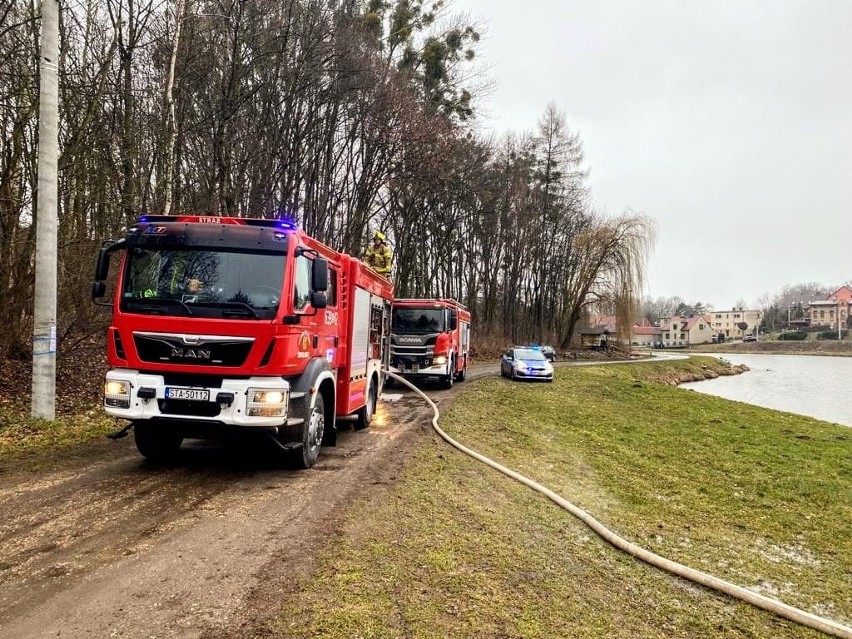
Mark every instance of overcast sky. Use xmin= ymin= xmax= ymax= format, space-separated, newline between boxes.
xmin=452 ymin=0 xmax=852 ymax=309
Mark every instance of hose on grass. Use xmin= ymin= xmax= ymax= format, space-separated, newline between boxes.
xmin=384 ymin=371 xmax=852 ymax=639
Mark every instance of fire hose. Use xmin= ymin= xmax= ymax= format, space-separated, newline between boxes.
xmin=384 ymin=371 xmax=852 ymax=639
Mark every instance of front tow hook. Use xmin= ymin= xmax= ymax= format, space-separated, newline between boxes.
xmin=107 ymin=423 xmax=134 ymax=440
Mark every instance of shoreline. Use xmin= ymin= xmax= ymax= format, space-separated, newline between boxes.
xmin=686 ymin=342 xmax=852 ymax=357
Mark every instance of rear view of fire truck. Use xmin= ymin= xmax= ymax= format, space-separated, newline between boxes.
xmin=389 ymin=299 xmax=471 ymax=388
xmin=92 ymin=215 xmax=392 ymax=468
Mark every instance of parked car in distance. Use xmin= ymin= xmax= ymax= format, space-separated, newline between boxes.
xmin=742 ymin=335 xmax=757 ymax=342
xmin=539 ymin=345 xmax=557 ymax=362
xmin=500 ymin=347 xmax=554 ymax=382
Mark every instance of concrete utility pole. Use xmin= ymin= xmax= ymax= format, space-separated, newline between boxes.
xmin=31 ymin=0 xmax=60 ymax=420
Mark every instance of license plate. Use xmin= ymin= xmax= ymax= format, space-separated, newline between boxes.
xmin=166 ymin=387 xmax=209 ymax=401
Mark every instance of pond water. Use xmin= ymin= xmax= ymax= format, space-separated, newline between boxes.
xmin=681 ymin=353 xmax=852 ymax=427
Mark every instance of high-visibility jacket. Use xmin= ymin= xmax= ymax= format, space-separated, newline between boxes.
xmin=364 ymin=243 xmax=393 ymax=275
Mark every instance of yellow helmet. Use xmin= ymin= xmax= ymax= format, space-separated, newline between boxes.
xmin=373 ymin=231 xmax=386 ymax=242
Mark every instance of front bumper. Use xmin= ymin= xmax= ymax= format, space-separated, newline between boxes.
xmin=103 ymin=369 xmax=292 ymax=426
xmin=388 ymin=361 xmax=450 ymax=377
xmin=513 ymin=367 xmax=553 ymax=381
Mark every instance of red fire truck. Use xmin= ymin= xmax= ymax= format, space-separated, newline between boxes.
xmin=389 ymin=298 xmax=471 ymax=388
xmin=92 ymin=215 xmax=393 ymax=468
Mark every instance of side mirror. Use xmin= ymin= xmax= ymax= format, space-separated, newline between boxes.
xmin=95 ymin=247 xmax=111 ymax=281
xmin=449 ymin=311 xmax=458 ymax=331
xmin=311 ymin=291 xmax=327 ymax=309
xmin=92 ymin=239 xmax=124 ymax=305
xmin=312 ymin=257 xmax=328 ymax=292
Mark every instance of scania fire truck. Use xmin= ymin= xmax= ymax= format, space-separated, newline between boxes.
xmin=92 ymin=215 xmax=393 ymax=468
xmin=389 ymin=298 xmax=471 ymax=388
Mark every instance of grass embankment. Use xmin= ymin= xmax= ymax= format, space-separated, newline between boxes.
xmin=274 ymin=357 xmax=851 ymax=639
xmin=0 ymin=406 xmax=118 ymax=467
xmin=690 ymin=340 xmax=852 ymax=357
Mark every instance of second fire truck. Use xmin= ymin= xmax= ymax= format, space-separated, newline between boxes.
xmin=389 ymin=298 xmax=471 ymax=388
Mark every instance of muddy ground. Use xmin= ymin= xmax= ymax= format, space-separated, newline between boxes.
xmin=0 ymin=365 xmax=503 ymax=639
xmin=0 ymin=350 xmax=711 ymax=639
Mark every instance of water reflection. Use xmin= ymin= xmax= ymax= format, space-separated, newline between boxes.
xmin=682 ymin=354 xmax=852 ymax=427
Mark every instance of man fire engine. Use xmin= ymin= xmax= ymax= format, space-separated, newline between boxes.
xmin=389 ymin=299 xmax=470 ymax=388
xmin=92 ymin=215 xmax=393 ymax=468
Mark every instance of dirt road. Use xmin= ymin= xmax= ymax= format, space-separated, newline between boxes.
xmin=0 ymin=364 xmax=501 ymax=639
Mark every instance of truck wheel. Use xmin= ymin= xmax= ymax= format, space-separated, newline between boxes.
xmin=134 ymin=421 xmax=182 ymax=464
xmin=454 ymin=362 xmax=466 ymax=382
xmin=354 ymin=379 xmax=376 ymax=431
xmin=293 ymin=393 xmax=324 ymax=469
xmin=441 ymin=359 xmax=455 ymax=390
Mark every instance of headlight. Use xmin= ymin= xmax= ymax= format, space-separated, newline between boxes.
xmin=434 ymin=356 xmax=447 ymax=365
xmin=104 ymin=379 xmax=131 ymax=409
xmin=247 ymin=387 xmax=288 ymax=417
xmin=515 ymin=361 xmax=528 ymax=371
xmin=544 ymin=363 xmax=554 ymax=373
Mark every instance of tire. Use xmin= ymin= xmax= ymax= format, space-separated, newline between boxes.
xmin=454 ymin=360 xmax=466 ymax=382
xmin=292 ymin=393 xmax=324 ymax=469
xmin=133 ymin=421 xmax=183 ymax=464
xmin=354 ymin=379 xmax=376 ymax=431
xmin=440 ymin=359 xmax=455 ymax=390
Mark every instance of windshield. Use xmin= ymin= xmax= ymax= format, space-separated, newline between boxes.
xmin=120 ymin=247 xmax=284 ymax=320
xmin=392 ymin=308 xmax=445 ymax=335
xmin=515 ymin=349 xmax=546 ymax=361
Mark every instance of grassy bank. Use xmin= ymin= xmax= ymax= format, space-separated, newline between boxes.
xmin=273 ymin=357 xmax=851 ymax=638
xmin=690 ymin=340 xmax=852 ymax=357
xmin=0 ymin=406 xmax=118 ymax=467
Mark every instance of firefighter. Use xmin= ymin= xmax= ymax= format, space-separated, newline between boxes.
xmin=363 ymin=231 xmax=393 ymax=276
xmin=132 ymin=275 xmax=204 ymax=300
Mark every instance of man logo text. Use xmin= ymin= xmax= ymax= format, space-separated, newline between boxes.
xmin=171 ymin=348 xmax=211 ymax=359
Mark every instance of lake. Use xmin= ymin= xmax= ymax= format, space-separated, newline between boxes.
xmin=681 ymin=353 xmax=852 ymax=427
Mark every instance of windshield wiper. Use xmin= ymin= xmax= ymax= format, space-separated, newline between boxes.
xmin=128 ymin=300 xmax=193 ymax=316
xmin=193 ymin=301 xmax=260 ymax=319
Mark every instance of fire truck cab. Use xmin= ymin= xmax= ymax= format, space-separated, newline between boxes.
xmin=92 ymin=215 xmax=392 ymax=468
xmin=389 ymin=298 xmax=471 ymax=388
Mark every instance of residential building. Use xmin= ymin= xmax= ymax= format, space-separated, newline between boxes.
xmin=631 ymin=319 xmax=662 ymax=347
xmin=709 ymin=308 xmax=762 ymax=339
xmin=808 ymin=286 xmax=852 ymax=330
xmin=661 ymin=315 xmax=714 ymax=347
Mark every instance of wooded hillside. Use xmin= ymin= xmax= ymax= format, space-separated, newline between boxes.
xmin=0 ymin=0 xmax=653 ymax=360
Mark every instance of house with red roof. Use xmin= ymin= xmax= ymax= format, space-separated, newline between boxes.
xmin=630 ymin=319 xmax=662 ymax=347
xmin=660 ymin=315 xmax=714 ymax=347
xmin=808 ymin=286 xmax=852 ymax=331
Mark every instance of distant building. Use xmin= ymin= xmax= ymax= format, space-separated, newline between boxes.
xmin=631 ymin=319 xmax=662 ymax=347
xmin=709 ymin=308 xmax=762 ymax=339
xmin=661 ymin=315 xmax=714 ymax=347
xmin=579 ymin=325 xmax=612 ymax=349
xmin=807 ymin=286 xmax=852 ymax=330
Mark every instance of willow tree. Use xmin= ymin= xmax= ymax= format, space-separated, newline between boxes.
xmin=557 ymin=212 xmax=655 ymax=350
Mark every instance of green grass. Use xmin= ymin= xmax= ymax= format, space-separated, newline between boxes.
xmin=271 ymin=357 xmax=850 ymax=638
xmin=0 ymin=405 xmax=119 ymax=463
